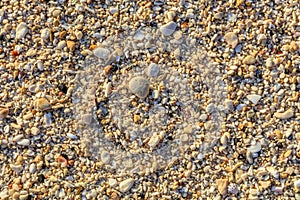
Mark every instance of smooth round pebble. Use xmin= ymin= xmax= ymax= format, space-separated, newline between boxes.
xmin=128 ymin=76 xmax=149 ymax=98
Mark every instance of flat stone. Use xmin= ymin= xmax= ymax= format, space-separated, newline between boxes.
xmin=119 ymin=178 xmax=135 ymax=193
xmin=15 ymin=22 xmax=29 ymax=40
xmin=274 ymin=109 xmax=294 ymax=119
xmin=35 ymin=98 xmax=51 ymax=111
xmin=243 ymin=55 xmax=256 ymax=65
xmin=128 ymin=76 xmax=149 ymax=98
xmin=247 ymin=94 xmax=261 ymax=105
xmin=224 ymin=32 xmax=238 ymax=48
xmin=160 ymin=21 xmax=177 ymax=36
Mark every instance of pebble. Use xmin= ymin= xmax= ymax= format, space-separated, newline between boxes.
xmin=242 ymin=55 xmax=256 ymax=65
xmin=119 ymin=178 xmax=135 ymax=193
xmin=41 ymin=28 xmax=50 ymax=41
xmin=108 ymin=178 xmax=117 ymax=187
xmin=257 ymin=34 xmax=267 ymax=44
xmin=146 ymin=63 xmax=160 ymax=77
xmin=248 ymin=141 xmax=261 ymax=153
xmin=160 ymin=21 xmax=177 ymax=36
xmin=148 ymin=134 xmax=160 ymax=149
xmin=10 ymin=164 xmax=23 ymax=173
xmin=224 ymin=32 xmax=238 ymax=48
xmin=66 ymin=133 xmax=78 ymax=140
xmin=100 ymin=150 xmax=111 ymax=164
xmin=274 ymin=109 xmax=294 ymax=120
xmin=216 ymin=178 xmax=228 ymax=195
xmin=17 ymin=139 xmax=30 ymax=146
xmin=0 ymin=105 xmax=9 ymax=120
xmin=57 ymin=41 xmax=66 ymax=50
xmin=246 ymin=94 xmax=261 ymax=105
xmin=294 ymin=180 xmax=300 ymax=189
xmin=66 ymin=40 xmax=76 ymax=52
xmin=93 ymin=47 xmax=110 ymax=60
xmin=29 ymin=163 xmax=36 ymax=173
xmin=15 ymin=22 xmax=29 ymax=40
xmin=31 ymin=127 xmax=40 ymax=135
xmin=128 ymin=76 xmax=150 ymax=98
xmin=35 ymin=98 xmax=51 ymax=111
xmin=265 ymin=58 xmax=274 ymax=68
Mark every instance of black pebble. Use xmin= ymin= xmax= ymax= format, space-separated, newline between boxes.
xmin=58 ymin=83 xmax=68 ymax=94
xmin=37 ymin=174 xmax=45 ymax=183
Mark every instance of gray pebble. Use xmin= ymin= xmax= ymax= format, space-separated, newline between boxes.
xmin=128 ymin=76 xmax=149 ymax=98
xmin=146 ymin=63 xmax=160 ymax=77
xmin=160 ymin=21 xmax=177 ymax=36
xmin=93 ymin=47 xmax=110 ymax=60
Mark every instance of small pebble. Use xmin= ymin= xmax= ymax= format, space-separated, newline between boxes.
xmin=15 ymin=22 xmax=29 ymax=40
xmin=242 ymin=55 xmax=256 ymax=65
xmin=57 ymin=41 xmax=66 ymax=50
xmin=40 ymin=28 xmax=50 ymax=41
xmin=246 ymin=94 xmax=261 ymax=105
xmin=66 ymin=40 xmax=76 ymax=52
xmin=119 ymin=178 xmax=135 ymax=193
xmin=146 ymin=63 xmax=160 ymax=77
xmin=216 ymin=178 xmax=228 ymax=195
xmin=93 ymin=47 xmax=110 ymax=60
xmin=35 ymin=98 xmax=51 ymax=111
xmin=274 ymin=109 xmax=294 ymax=120
xmin=224 ymin=32 xmax=238 ymax=48
xmin=128 ymin=76 xmax=149 ymax=98
xmin=17 ymin=139 xmax=30 ymax=146
xmin=148 ymin=134 xmax=160 ymax=149
xmin=160 ymin=21 xmax=177 ymax=36
xmin=66 ymin=133 xmax=78 ymax=140
xmin=100 ymin=150 xmax=111 ymax=164
xmin=0 ymin=106 xmax=9 ymax=120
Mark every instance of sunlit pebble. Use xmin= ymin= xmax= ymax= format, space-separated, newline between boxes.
xmin=57 ymin=155 xmax=68 ymax=167
xmin=11 ymin=50 xmax=19 ymax=56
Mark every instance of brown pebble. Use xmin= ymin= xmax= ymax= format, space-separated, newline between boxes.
xmin=0 ymin=105 xmax=9 ymax=120
xmin=67 ymin=40 xmax=76 ymax=52
xmin=216 ymin=178 xmax=229 ymax=195
xmin=35 ymin=98 xmax=51 ymax=111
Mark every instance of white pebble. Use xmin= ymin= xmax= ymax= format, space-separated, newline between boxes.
xmin=108 ymin=178 xmax=117 ymax=187
xmin=15 ymin=22 xmax=29 ymax=40
xmin=246 ymin=94 xmax=261 ymax=105
xmin=148 ymin=134 xmax=160 ymax=149
xmin=17 ymin=139 xmax=30 ymax=146
xmin=294 ymin=180 xmax=300 ymax=188
xmin=67 ymin=133 xmax=78 ymax=140
xmin=29 ymin=163 xmax=36 ymax=173
xmin=119 ymin=178 xmax=135 ymax=193
xmin=57 ymin=41 xmax=66 ymax=50
xmin=41 ymin=28 xmax=50 ymax=41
